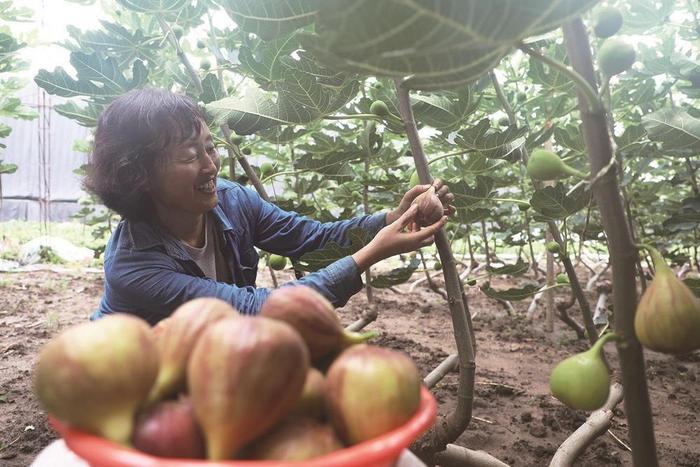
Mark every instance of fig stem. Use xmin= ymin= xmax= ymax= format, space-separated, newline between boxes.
xmin=343 ymin=330 xmax=379 ymax=344
xmin=591 ymin=331 xmax=620 ymax=355
xmin=562 ymin=163 xmax=588 ymax=180
xmin=635 ymin=244 xmax=670 ymax=274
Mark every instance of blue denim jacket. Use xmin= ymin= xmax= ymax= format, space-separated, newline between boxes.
xmin=92 ymin=178 xmax=386 ymax=325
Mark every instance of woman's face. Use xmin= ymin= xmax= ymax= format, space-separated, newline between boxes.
xmin=149 ymin=122 xmax=221 ymax=218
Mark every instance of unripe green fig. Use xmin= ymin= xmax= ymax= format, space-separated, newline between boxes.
xmin=497 ymin=116 xmax=510 ymax=127
xmin=598 ymin=38 xmax=635 ymax=76
xmin=556 ymin=273 xmax=570 ymax=284
xmin=200 ymin=58 xmax=211 ymax=71
xmin=466 ymin=278 xmax=477 ymax=286
xmin=545 ymin=241 xmax=561 ymax=254
xmin=34 ymin=314 xmax=159 ymax=445
xmin=594 ymin=7 xmax=623 ymax=38
xmin=196 ymin=39 xmax=206 ymax=49
xmin=146 ymin=298 xmax=235 ymax=405
xmin=433 ymin=261 xmax=442 ymax=271
xmin=634 ymin=246 xmax=700 ymax=354
xmin=527 ymin=149 xmax=587 ymax=181
xmin=549 ymin=332 xmax=618 ymax=411
xmin=230 ymin=134 xmax=243 ymax=145
xmin=518 ymin=203 xmax=531 ymax=211
xmin=516 ymin=91 xmax=527 ymax=103
xmin=260 ymin=162 xmax=274 ymax=176
xmin=172 ymin=25 xmax=184 ymax=40
xmin=241 ymin=146 xmax=252 ymax=155
xmin=188 ymin=317 xmax=309 ymax=460
xmin=369 ymin=100 xmax=390 ymax=117
xmin=325 ymin=344 xmax=421 ymax=445
xmin=268 ymin=254 xmax=287 ymax=271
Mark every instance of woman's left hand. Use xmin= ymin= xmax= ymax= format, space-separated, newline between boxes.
xmin=386 ymin=179 xmax=455 ymax=226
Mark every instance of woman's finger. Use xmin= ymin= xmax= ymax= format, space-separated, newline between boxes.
xmin=436 ymin=184 xmax=450 ymax=199
xmin=397 ymin=204 xmax=419 ymax=228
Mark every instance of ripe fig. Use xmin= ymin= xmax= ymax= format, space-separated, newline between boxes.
xmin=34 ymin=314 xmax=158 ymax=445
xmin=188 ymin=316 xmax=309 ymax=460
xmin=411 ymin=185 xmax=444 ymax=227
xmin=598 ymin=38 xmax=635 ymax=76
xmin=549 ymin=332 xmax=618 ymax=411
xmin=132 ymin=396 xmax=205 ymax=458
xmin=527 ymin=149 xmax=586 ymax=181
xmin=634 ymin=245 xmax=700 ymax=354
xmin=594 ymin=6 xmax=623 ymax=38
xmin=146 ymin=298 xmax=235 ymax=405
xmin=369 ymin=100 xmax=390 ymax=117
xmin=289 ymin=367 xmax=326 ymax=420
xmin=244 ymin=418 xmax=343 ymax=461
xmin=325 ymin=344 xmax=421 ymax=445
xmin=268 ymin=254 xmax=287 ymax=270
xmin=497 ymin=116 xmax=510 ymax=127
xmin=261 ymin=286 xmax=376 ymax=363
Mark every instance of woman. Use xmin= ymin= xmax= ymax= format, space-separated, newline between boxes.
xmin=86 ymin=88 xmax=453 ymax=325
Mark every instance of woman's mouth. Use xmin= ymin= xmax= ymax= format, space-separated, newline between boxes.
xmin=195 ymin=179 xmax=216 ymax=193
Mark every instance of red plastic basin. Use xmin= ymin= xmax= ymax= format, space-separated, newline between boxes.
xmin=50 ymin=386 xmax=436 ymax=467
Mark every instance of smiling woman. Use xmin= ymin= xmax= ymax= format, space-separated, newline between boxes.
xmin=85 ymin=88 xmax=452 ymax=325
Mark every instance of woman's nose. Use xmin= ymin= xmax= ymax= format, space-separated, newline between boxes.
xmin=201 ymin=151 xmax=219 ymax=174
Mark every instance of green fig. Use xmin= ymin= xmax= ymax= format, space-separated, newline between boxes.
xmin=634 ymin=246 xmax=700 ymax=354
xmin=325 ymin=344 xmax=421 ymax=445
xmin=598 ymin=38 xmax=635 ymax=76
xmin=196 ymin=39 xmax=206 ymax=49
xmin=260 ymin=286 xmax=377 ymax=363
xmin=516 ymin=91 xmax=527 ymax=103
xmin=545 ymin=241 xmax=561 ymax=254
xmin=200 ymin=58 xmax=211 ymax=71
xmin=242 ymin=146 xmax=252 ymax=155
xmin=369 ymin=100 xmax=390 ymax=117
xmin=556 ymin=273 xmax=570 ymax=284
xmin=497 ymin=116 xmax=510 ymax=127
xmin=172 ymin=25 xmax=184 ymax=40
xmin=34 ymin=314 xmax=159 ymax=445
xmin=433 ymin=261 xmax=443 ymax=271
xmin=518 ymin=203 xmax=531 ymax=212
xmin=594 ymin=7 xmax=623 ymax=38
xmin=466 ymin=278 xmax=477 ymax=286
xmin=268 ymin=254 xmax=287 ymax=271
xmin=549 ymin=333 xmax=617 ymax=411
xmin=260 ymin=162 xmax=274 ymax=177
xmin=527 ymin=149 xmax=587 ymax=181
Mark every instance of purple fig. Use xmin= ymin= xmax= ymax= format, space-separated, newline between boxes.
xmin=245 ymin=418 xmax=343 ymax=461
xmin=132 ymin=396 xmax=205 ymax=458
xmin=187 ymin=316 xmax=309 ymax=460
xmin=260 ymin=286 xmax=376 ymax=363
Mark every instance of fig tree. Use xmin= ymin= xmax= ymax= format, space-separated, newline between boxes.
xmin=598 ymin=38 xmax=635 ymax=76
xmin=594 ymin=7 xmax=623 ymax=38
xmin=369 ymin=100 xmax=390 ymax=117
xmin=549 ymin=332 xmax=618 ymax=411
xmin=527 ymin=149 xmax=586 ymax=181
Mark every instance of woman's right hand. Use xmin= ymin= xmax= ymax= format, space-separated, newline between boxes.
xmin=351 ymin=204 xmax=447 ymax=271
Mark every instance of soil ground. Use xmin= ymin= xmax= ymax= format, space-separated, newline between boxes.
xmin=0 ymin=265 xmax=698 ymax=466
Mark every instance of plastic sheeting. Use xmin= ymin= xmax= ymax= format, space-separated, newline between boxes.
xmin=0 ymin=82 xmax=90 ymax=222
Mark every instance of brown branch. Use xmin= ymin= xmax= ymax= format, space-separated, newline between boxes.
xmin=563 ymin=18 xmax=659 ymax=467
xmin=394 ymin=79 xmax=476 ymax=463
xmin=436 ymin=444 xmax=511 ymax=467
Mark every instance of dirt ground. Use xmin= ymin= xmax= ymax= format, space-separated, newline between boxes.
xmin=0 ymin=265 xmax=698 ymax=466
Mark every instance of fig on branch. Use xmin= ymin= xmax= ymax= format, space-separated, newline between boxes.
xmin=260 ymin=286 xmax=376 ymax=363
xmin=516 ymin=91 xmax=527 ymax=103
xmin=132 ymin=396 xmax=205 ymax=458
xmin=146 ymin=298 xmax=235 ymax=405
xmin=594 ymin=7 xmax=623 ymax=39
xmin=200 ymin=59 xmax=211 ymax=71
xmin=518 ymin=203 xmax=531 ymax=211
xmin=433 ymin=261 xmax=443 ymax=271
xmin=526 ymin=149 xmax=587 ymax=181
xmin=411 ymin=185 xmax=444 ymax=227
xmin=260 ymin=162 xmax=274 ymax=177
xmin=244 ymin=418 xmax=343 ymax=461
xmin=369 ymin=100 xmax=390 ymax=117
xmin=196 ymin=39 xmax=206 ymax=49
xmin=634 ymin=245 xmax=700 ymax=354
xmin=497 ymin=116 xmax=510 ymax=127
xmin=188 ymin=316 xmax=309 ymax=460
xmin=34 ymin=314 xmax=159 ymax=445
xmin=545 ymin=241 xmax=561 ymax=254
xmin=268 ymin=254 xmax=287 ymax=270
xmin=172 ymin=25 xmax=184 ymax=40
xmin=325 ymin=344 xmax=421 ymax=445
xmin=241 ymin=146 xmax=252 ymax=155
xmin=556 ymin=273 xmax=570 ymax=284
xmin=598 ymin=38 xmax=636 ymax=76
xmin=549 ymin=332 xmax=618 ymax=411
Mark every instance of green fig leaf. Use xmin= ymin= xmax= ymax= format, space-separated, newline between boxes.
xmin=486 ymin=258 xmax=529 ymax=277
xmin=530 ymin=183 xmax=591 ymax=220
xmin=481 ymin=283 xmax=540 ymax=301
xmin=370 ymin=258 xmax=420 ymax=288
xmin=294 ymin=228 xmax=369 ymax=272
xmin=642 ymin=108 xmax=700 ymax=156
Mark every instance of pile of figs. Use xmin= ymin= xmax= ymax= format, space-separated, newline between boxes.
xmin=33 ymin=286 xmax=423 ymax=461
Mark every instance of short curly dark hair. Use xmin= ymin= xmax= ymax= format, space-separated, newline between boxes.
xmin=83 ymin=88 xmax=205 ymax=221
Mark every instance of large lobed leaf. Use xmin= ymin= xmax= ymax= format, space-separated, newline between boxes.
xmin=642 ymin=108 xmax=700 ymax=156
xmin=302 ymin=0 xmax=598 ymax=90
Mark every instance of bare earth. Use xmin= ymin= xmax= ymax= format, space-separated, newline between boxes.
xmin=0 ymin=266 xmax=698 ymax=466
